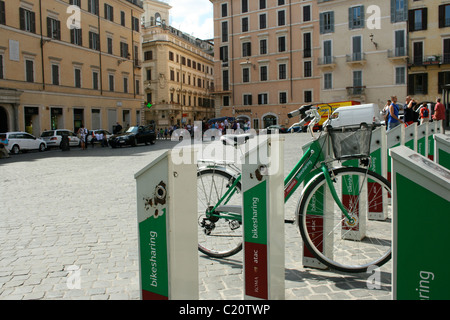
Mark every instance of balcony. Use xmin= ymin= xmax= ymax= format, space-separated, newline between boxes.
xmin=346 ymin=53 xmax=366 ymax=66
xmin=318 ymin=56 xmax=336 ymax=69
xmin=346 ymin=86 xmax=366 ymax=98
xmin=387 ymin=48 xmax=408 ymax=62
xmin=409 ymin=55 xmax=442 ymax=67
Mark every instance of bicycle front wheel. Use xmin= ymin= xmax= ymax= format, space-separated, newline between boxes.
xmin=298 ymin=167 xmax=391 ymax=273
xmin=197 ymin=168 xmax=243 ymax=258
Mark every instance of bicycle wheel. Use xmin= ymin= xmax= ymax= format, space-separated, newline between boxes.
xmin=197 ymin=168 xmax=243 ymax=258
xmin=298 ymin=167 xmax=391 ymax=273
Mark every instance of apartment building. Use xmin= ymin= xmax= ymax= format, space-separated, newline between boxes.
xmin=317 ymin=0 xmax=408 ymax=111
xmin=141 ymin=0 xmax=215 ymax=128
xmin=210 ymin=0 xmax=321 ymax=129
xmin=0 ymin=0 xmax=144 ymax=136
xmin=408 ymin=0 xmax=450 ymax=124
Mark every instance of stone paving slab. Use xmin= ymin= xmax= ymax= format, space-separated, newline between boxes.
xmin=0 ymin=135 xmax=392 ymax=300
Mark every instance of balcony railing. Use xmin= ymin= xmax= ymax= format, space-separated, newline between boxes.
xmin=346 ymin=86 xmax=366 ymax=96
xmin=318 ymin=56 xmax=336 ymax=65
xmin=346 ymin=53 xmax=365 ymax=63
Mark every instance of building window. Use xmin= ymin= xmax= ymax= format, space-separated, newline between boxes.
xmin=278 ymin=0 xmax=285 ymax=5
xmin=25 ymin=60 xmax=34 ymax=83
xmin=221 ymin=3 xmax=227 ymax=17
xmin=243 ymin=94 xmax=252 ymax=105
xmin=74 ymin=68 xmax=82 ymax=88
xmin=220 ymin=46 xmax=228 ymax=62
xmin=89 ymin=31 xmax=100 ymax=50
xmin=349 ymin=6 xmax=364 ymax=29
xmin=260 ymin=0 xmax=266 ymax=10
xmin=279 ymin=92 xmax=287 ymax=104
xmin=88 ymin=0 xmax=99 ymax=15
xmin=409 ymin=8 xmax=427 ymax=32
xmin=258 ymin=93 xmax=268 ymax=105
xmin=123 ymin=77 xmax=128 ymax=93
xmin=278 ymin=36 xmax=286 ymax=52
xmin=324 ymin=73 xmax=332 ymax=89
xmin=144 ymin=51 xmax=153 ymax=61
xmin=146 ymin=68 xmax=152 ymax=81
xmin=222 ymin=21 xmax=228 ymax=42
xmin=438 ymin=72 xmax=450 ymax=93
xmin=303 ymin=33 xmax=311 ymax=58
xmin=71 ymin=28 xmax=82 ymax=46
xmin=19 ymin=8 xmax=36 ymax=33
xmin=104 ymin=4 xmax=114 ymax=21
xmin=47 ymin=18 xmax=61 ymax=40
xmin=242 ymin=0 xmax=248 ymax=13
xmin=132 ymin=17 xmax=140 ymax=32
xmin=92 ymin=71 xmax=99 ymax=90
xmin=303 ymin=5 xmax=311 ymax=22
xmin=304 ymin=61 xmax=312 ymax=78
xmin=353 ymin=70 xmax=363 ymax=92
xmin=395 ymin=67 xmax=405 ymax=85
xmin=279 ymin=63 xmax=287 ymax=80
xmin=242 ymin=42 xmax=251 ymax=57
xmin=223 ymin=70 xmax=229 ymax=91
xmin=320 ymin=11 xmax=334 ymax=34
xmin=243 ymin=67 xmax=250 ymax=83
xmin=304 ymin=90 xmax=312 ymax=103
xmin=391 ymin=0 xmax=407 ymax=23
xmin=259 ymin=13 xmax=267 ymax=29
xmin=439 ymin=5 xmax=450 ymax=28
xmin=0 ymin=1 xmax=5 ymax=25
xmin=260 ymin=66 xmax=268 ymax=81
xmin=135 ymin=79 xmax=140 ymax=95
xmin=242 ymin=17 xmax=249 ymax=32
xmin=121 ymin=11 xmax=126 ymax=26
xmin=260 ymin=39 xmax=267 ymax=55
xmin=408 ymin=73 xmax=428 ymax=95
xmin=109 ymin=74 xmax=115 ymax=92
xmin=120 ymin=42 xmax=129 ymax=59
xmin=51 ymin=64 xmax=60 ymax=85
xmin=278 ymin=10 xmax=286 ymax=26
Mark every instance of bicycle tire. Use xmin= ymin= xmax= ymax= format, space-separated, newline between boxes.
xmin=298 ymin=167 xmax=392 ymax=273
xmin=197 ymin=168 xmax=243 ymax=258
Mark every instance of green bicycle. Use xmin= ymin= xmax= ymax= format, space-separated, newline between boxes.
xmin=197 ymin=104 xmax=391 ymax=273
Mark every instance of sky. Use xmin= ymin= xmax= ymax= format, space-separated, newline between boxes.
xmin=166 ymin=0 xmax=214 ymax=40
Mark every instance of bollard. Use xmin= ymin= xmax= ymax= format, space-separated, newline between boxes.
xmin=390 ymin=146 xmax=450 ymax=300
xmin=434 ymin=133 xmax=450 ymax=170
xmin=402 ymin=122 xmax=417 ymax=151
xmin=300 ymin=135 xmax=330 ymax=270
xmin=416 ymin=122 xmax=429 ymax=157
xmin=368 ymin=126 xmax=388 ymax=220
xmin=241 ymin=135 xmax=285 ymax=300
xmin=135 ymin=149 xmax=198 ymax=300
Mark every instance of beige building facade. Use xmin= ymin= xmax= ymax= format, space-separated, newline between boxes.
xmin=0 ymin=0 xmax=144 ymax=136
xmin=317 ymin=0 xmax=408 ymax=111
xmin=210 ymin=0 xmax=321 ymax=129
xmin=141 ymin=0 xmax=215 ymax=129
xmin=407 ymin=0 xmax=450 ymax=125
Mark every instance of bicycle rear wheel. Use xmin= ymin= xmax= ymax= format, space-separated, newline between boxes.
xmin=197 ymin=168 xmax=243 ymax=258
xmin=298 ymin=167 xmax=392 ymax=273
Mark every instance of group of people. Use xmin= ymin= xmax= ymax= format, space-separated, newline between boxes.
xmin=77 ymin=125 xmax=108 ymax=150
xmin=383 ymin=96 xmax=446 ymax=132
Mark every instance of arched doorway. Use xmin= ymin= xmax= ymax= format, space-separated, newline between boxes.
xmin=0 ymin=106 xmax=9 ymax=133
xmin=263 ymin=114 xmax=277 ymax=128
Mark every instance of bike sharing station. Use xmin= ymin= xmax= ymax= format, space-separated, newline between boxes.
xmin=390 ymin=146 xmax=450 ymax=300
xmin=135 ymin=148 xmax=198 ymax=300
xmin=240 ymin=135 xmax=285 ymax=300
xmin=434 ymin=133 xmax=450 ymax=170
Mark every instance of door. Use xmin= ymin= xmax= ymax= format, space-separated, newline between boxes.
xmin=352 ymin=36 xmax=362 ymax=61
xmin=395 ymin=30 xmax=405 ymax=56
xmin=413 ymin=42 xmax=423 ymax=65
xmin=323 ymin=40 xmax=332 ymax=64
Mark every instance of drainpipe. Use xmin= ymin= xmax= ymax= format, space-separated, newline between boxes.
xmin=39 ymin=0 xmax=45 ymax=90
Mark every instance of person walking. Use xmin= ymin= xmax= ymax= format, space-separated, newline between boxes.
xmin=78 ymin=125 xmax=88 ymax=150
xmin=433 ymin=97 xmax=446 ymax=133
xmin=387 ymin=96 xmax=404 ymax=131
xmin=419 ymin=104 xmax=430 ymax=125
xmin=0 ymin=134 xmax=10 ymax=159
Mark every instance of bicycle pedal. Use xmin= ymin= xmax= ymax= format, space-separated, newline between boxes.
xmin=229 ymin=220 xmax=240 ymax=230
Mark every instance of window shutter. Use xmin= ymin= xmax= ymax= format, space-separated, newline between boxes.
xmin=319 ymin=13 xmax=324 ymax=34
xmin=408 ymin=10 xmax=414 ymax=32
xmin=349 ymin=7 xmax=354 ymax=30
xmin=390 ymin=0 xmax=395 ymax=23
xmin=47 ymin=17 xmax=52 ymax=37
xmin=408 ymin=74 xmax=415 ymax=95
xmin=330 ymin=12 xmax=335 ymax=33
xmin=423 ymin=73 xmax=428 ymax=95
xmin=422 ymin=8 xmax=428 ymax=31
xmin=30 ymin=11 xmax=36 ymax=33
xmin=439 ymin=5 xmax=445 ymax=28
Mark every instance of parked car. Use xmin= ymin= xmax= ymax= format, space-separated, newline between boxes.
xmin=40 ymin=129 xmax=81 ymax=148
xmin=87 ymin=129 xmax=112 ymax=144
xmin=287 ymin=124 xmax=303 ymax=133
xmin=2 ymin=132 xmax=47 ymax=154
xmin=108 ymin=126 xmax=156 ymax=148
xmin=265 ymin=125 xmax=288 ymax=134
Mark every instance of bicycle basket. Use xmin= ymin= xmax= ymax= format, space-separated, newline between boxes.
xmin=327 ymin=124 xmax=373 ymax=160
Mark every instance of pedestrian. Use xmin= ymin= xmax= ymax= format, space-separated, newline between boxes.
xmin=387 ymin=96 xmax=404 ymax=131
xmin=78 ymin=124 xmax=88 ymax=150
xmin=433 ymin=97 xmax=446 ymax=133
xmin=404 ymin=96 xmax=417 ymax=126
xmin=419 ymin=103 xmax=430 ymax=125
xmin=382 ymin=99 xmax=391 ymax=124
xmin=114 ymin=122 xmax=122 ymax=134
xmin=0 ymin=134 xmax=10 ymax=159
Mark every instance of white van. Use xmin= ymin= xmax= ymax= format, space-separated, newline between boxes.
xmin=324 ymin=103 xmax=380 ymax=128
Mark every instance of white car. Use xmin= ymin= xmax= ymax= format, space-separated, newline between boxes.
xmin=3 ymin=132 xmax=47 ymax=154
xmin=86 ymin=129 xmax=112 ymax=144
xmin=40 ymin=129 xmax=81 ymax=148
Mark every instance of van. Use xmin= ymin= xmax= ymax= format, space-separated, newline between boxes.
xmin=324 ymin=103 xmax=380 ymax=128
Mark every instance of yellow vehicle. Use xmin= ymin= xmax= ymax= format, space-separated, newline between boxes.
xmin=308 ymin=101 xmax=361 ymax=131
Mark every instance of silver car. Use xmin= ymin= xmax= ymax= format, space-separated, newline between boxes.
xmin=40 ymin=129 xmax=81 ymax=148
xmin=3 ymin=132 xmax=47 ymax=154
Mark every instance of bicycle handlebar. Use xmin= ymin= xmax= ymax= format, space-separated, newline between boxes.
xmin=287 ymin=104 xmax=313 ymax=119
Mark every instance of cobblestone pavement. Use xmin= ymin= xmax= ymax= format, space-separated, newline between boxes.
xmin=0 ymin=134 xmax=391 ymax=300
